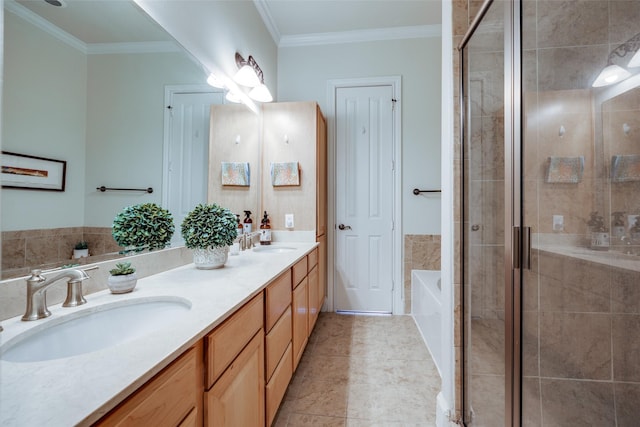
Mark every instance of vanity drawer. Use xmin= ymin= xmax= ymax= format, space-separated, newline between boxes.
xmin=265 ymin=305 xmax=292 ymax=381
xmin=266 ymin=343 xmax=293 ymax=427
xmin=292 ymin=257 xmax=308 ymax=289
xmin=308 ymin=248 xmax=318 ymax=271
xmin=265 ymin=270 xmax=292 ymax=332
xmin=205 ymin=294 xmax=264 ymax=389
xmin=97 ymin=343 xmax=202 ymax=427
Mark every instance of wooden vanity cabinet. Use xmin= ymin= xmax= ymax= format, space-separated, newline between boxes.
xmin=263 ymin=270 xmax=294 ymax=426
xmin=204 ymin=294 xmax=265 ymax=427
xmin=307 ymin=248 xmax=320 ymax=333
xmin=96 ymin=343 xmax=204 ymax=427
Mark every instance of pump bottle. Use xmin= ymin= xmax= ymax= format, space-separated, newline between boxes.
xmin=243 ymin=210 xmax=253 ymax=234
xmin=260 ymin=211 xmax=272 ymax=245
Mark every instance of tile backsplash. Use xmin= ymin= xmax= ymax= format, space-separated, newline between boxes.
xmin=404 ymin=234 xmax=441 ymax=313
xmin=2 ymin=227 xmax=123 ymax=280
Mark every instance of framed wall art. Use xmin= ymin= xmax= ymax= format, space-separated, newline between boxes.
xmin=1 ymin=151 xmax=67 ymax=191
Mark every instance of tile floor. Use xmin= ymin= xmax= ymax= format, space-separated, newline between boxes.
xmin=273 ymin=312 xmax=441 ymax=426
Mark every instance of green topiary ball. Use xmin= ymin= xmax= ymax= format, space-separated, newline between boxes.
xmin=112 ymin=203 xmax=174 ymax=251
xmin=181 ymin=203 xmax=238 ymax=249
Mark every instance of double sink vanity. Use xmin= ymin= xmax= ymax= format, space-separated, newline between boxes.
xmin=0 ymin=242 xmax=323 ymax=426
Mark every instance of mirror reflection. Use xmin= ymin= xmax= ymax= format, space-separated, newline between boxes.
xmin=1 ymin=0 xmax=248 ymax=278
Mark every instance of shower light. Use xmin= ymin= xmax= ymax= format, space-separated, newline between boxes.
xmin=592 ymin=64 xmax=631 ymax=87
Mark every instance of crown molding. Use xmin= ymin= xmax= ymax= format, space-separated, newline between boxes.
xmin=5 ymin=0 xmax=181 ymax=55
xmin=5 ymin=0 xmax=87 ymax=53
xmin=253 ymin=0 xmax=281 ymax=45
xmin=279 ymin=24 xmax=442 ymax=48
xmin=87 ymin=41 xmax=182 ymax=55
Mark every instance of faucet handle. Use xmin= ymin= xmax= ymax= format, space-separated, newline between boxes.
xmin=62 ymin=270 xmax=89 ymax=308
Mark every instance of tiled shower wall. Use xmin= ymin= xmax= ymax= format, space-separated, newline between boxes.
xmin=1 ymin=227 xmax=121 ymax=279
xmin=404 ymin=234 xmax=441 ymax=313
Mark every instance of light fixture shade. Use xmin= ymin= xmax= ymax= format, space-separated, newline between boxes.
xmin=206 ymin=73 xmax=225 ymax=88
xmin=592 ymin=64 xmax=632 ymax=87
xmin=629 ymin=49 xmax=640 ymax=68
xmin=234 ymin=65 xmax=260 ymax=87
xmin=225 ymin=91 xmax=242 ymax=103
xmin=249 ymin=83 xmax=273 ymax=103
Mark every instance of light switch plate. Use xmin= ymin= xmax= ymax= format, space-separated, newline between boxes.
xmin=285 ymin=214 xmax=294 ymax=228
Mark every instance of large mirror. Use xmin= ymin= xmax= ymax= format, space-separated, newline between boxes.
xmin=1 ymin=0 xmax=260 ymax=278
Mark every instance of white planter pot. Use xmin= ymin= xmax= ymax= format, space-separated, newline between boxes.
xmin=590 ymin=232 xmax=610 ymax=251
xmin=193 ymin=246 xmax=229 ymax=269
xmin=107 ymin=273 xmax=138 ymax=294
xmin=73 ymin=249 xmax=89 ymax=259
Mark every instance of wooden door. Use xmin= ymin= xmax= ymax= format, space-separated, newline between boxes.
xmin=292 ymin=277 xmax=308 ymax=370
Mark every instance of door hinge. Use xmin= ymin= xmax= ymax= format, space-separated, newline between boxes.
xmin=392 ymin=160 xmax=395 ymax=172
xmin=391 ymin=98 xmax=397 ymax=111
xmin=392 ymin=220 xmax=395 ymax=231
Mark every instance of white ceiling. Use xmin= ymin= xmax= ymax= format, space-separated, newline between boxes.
xmin=8 ymin=0 xmax=442 ymax=47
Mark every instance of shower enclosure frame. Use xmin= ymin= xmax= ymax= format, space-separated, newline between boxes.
xmin=458 ymin=0 xmax=525 ymax=426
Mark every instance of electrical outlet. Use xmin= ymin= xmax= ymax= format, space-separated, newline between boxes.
xmin=285 ymin=214 xmax=294 ymax=228
xmin=553 ymin=215 xmax=564 ymax=231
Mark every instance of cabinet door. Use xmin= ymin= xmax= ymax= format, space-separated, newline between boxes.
xmin=205 ymin=330 xmax=265 ymax=427
xmin=308 ymin=265 xmax=320 ymax=334
xmin=97 ymin=344 xmax=203 ymax=427
xmin=292 ymin=277 xmax=308 ymax=370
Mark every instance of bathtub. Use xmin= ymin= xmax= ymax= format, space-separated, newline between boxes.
xmin=411 ymin=269 xmax=442 ymax=375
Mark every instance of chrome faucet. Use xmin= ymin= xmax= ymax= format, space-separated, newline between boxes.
xmin=22 ymin=269 xmax=89 ymax=321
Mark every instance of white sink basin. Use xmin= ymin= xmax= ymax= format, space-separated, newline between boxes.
xmin=0 ymin=296 xmax=191 ymax=363
xmin=252 ymin=246 xmax=297 ymax=253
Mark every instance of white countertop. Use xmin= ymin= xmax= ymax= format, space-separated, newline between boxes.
xmin=535 ymin=245 xmax=640 ymax=273
xmin=0 ymin=242 xmax=317 ymax=426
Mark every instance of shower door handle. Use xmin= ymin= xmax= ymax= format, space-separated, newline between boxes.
xmin=513 ymin=226 xmax=531 ymax=270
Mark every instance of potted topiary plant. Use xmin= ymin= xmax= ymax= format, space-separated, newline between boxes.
xmin=73 ymin=241 xmax=89 ymax=259
xmin=181 ymin=203 xmax=238 ymax=269
xmin=112 ymin=203 xmax=174 ymax=254
xmin=107 ymin=262 xmax=137 ymax=293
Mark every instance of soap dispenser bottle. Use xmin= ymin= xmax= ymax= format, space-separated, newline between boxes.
xmin=612 ymin=211 xmax=626 ymax=239
xmin=260 ymin=211 xmax=272 ymax=245
xmin=243 ymin=210 xmax=253 ymax=234
xmin=236 ymin=214 xmax=243 ymax=235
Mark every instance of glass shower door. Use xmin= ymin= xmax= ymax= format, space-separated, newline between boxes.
xmin=520 ymin=1 xmax=640 ymax=425
xmin=461 ymin=1 xmax=506 ymax=425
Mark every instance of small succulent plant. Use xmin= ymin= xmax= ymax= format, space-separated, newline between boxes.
xmin=109 ymin=262 xmax=136 ymax=276
xmin=181 ymin=203 xmax=238 ymax=249
xmin=74 ymin=241 xmax=88 ymax=250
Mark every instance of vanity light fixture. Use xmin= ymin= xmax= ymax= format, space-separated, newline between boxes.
xmin=225 ymin=90 xmax=242 ymax=104
xmin=593 ymin=32 xmax=640 ymax=87
xmin=629 ymin=49 xmax=640 ymax=68
xmin=206 ymin=73 xmax=226 ymax=89
xmin=234 ymin=53 xmax=273 ymax=102
xmin=234 ymin=53 xmax=261 ymax=87
xmin=592 ymin=64 xmax=631 ymax=87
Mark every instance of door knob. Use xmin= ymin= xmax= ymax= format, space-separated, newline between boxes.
xmin=338 ymin=224 xmax=351 ymax=230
